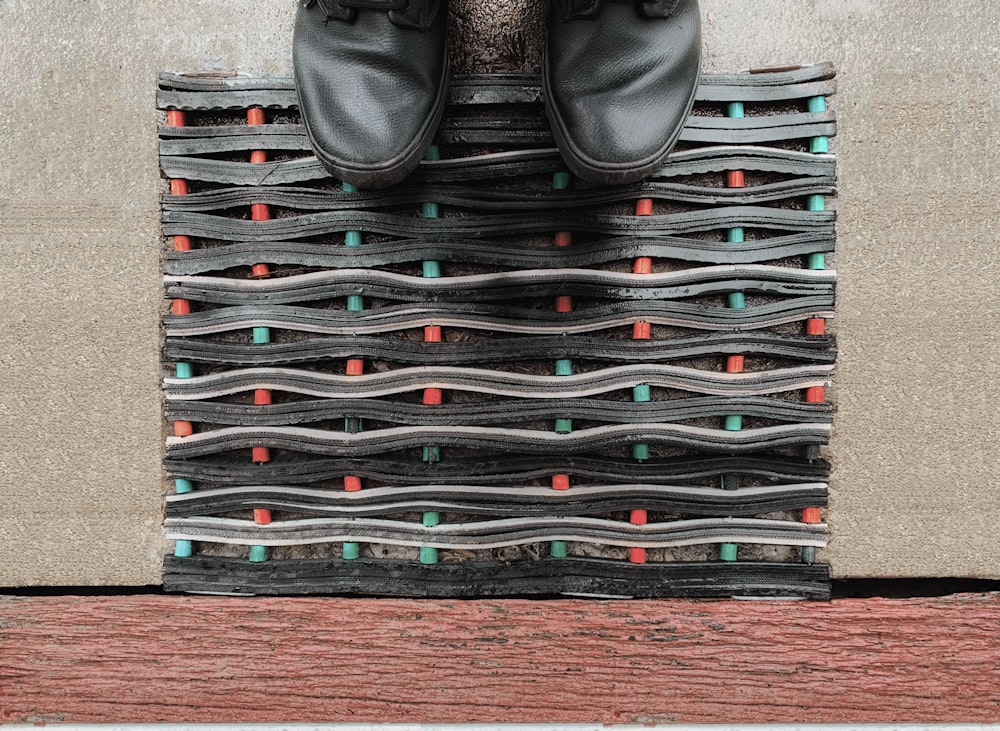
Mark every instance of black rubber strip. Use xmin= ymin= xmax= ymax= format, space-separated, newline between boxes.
xmin=164 ymin=454 xmax=831 ymax=486
xmin=163 ymin=265 xmax=837 ymax=305
xmin=164 ymin=332 xmax=836 ymax=366
xmin=163 ymin=297 xmax=837 ymax=336
xmin=161 ymin=556 xmax=832 ymax=599
xmin=164 ymin=514 xmax=826 ymax=549
xmin=162 ymin=233 xmax=836 ymax=275
xmin=165 ymin=482 xmax=828 ymax=519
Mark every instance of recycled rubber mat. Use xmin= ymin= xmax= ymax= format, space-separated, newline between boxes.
xmin=159 ymin=63 xmax=837 ymax=598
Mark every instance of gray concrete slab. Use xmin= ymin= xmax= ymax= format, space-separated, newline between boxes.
xmin=0 ymin=0 xmax=997 ymax=585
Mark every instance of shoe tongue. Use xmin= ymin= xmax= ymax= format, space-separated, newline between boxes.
xmin=553 ymin=0 xmax=680 ymax=20
xmin=308 ymin=0 xmax=439 ymax=29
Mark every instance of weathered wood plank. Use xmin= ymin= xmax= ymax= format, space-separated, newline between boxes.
xmin=2 ymin=594 xmax=999 ymax=723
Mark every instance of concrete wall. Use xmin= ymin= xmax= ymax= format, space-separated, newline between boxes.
xmin=0 ymin=0 xmax=996 ymax=585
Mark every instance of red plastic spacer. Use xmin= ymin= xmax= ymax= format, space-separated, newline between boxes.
xmin=632 ymin=321 xmax=651 ymax=340
xmin=173 ymin=420 xmax=193 ymax=438
xmin=727 ymin=170 xmax=745 ymax=188
xmin=345 ymin=359 xmax=364 ymax=376
xmin=247 ymin=107 xmax=266 ymax=126
xmin=629 ymin=547 xmax=647 ymax=564
xmin=250 ymin=150 xmax=267 ymax=165
xmin=252 ymin=446 xmax=271 ymax=464
xmin=166 ymin=110 xmax=186 ymax=127
xmin=344 ymin=475 xmax=363 ymax=492
xmin=171 ymin=299 xmax=191 ymax=316
xmin=253 ymin=508 xmax=272 ymax=525
xmin=251 ymin=202 xmax=271 ymax=221
xmin=633 ymin=257 xmax=652 ymax=275
xmin=554 ymin=231 xmax=572 ymax=248
xmin=806 ymin=386 xmax=826 ymax=403
xmin=802 ymin=507 xmax=822 ymax=524
xmin=727 ymin=354 xmax=745 ymax=374
xmin=170 ymin=179 xmax=189 ymax=196
xmin=424 ymin=325 xmax=442 ymax=343
xmin=251 ymin=263 xmax=270 ymax=278
xmin=807 ymin=317 xmax=826 ymax=336
xmin=630 ymin=508 xmax=648 ymax=525
xmin=635 ymin=198 xmax=653 ymax=216
xmin=173 ymin=234 xmax=192 ymax=252
xmin=555 ymin=295 xmax=573 ymax=313
xmin=423 ymin=387 xmax=443 ymax=406
xmin=552 ymin=473 xmax=571 ymax=490
xmin=254 ymin=389 xmax=272 ymax=406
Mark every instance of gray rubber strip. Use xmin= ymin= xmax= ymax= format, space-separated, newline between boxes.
xmin=164 ymin=422 xmax=832 ymax=459
xmin=163 ymin=297 xmax=837 ymax=336
xmin=163 ymin=265 xmax=837 ymax=305
xmin=164 ymin=514 xmax=827 ymax=549
xmin=165 ymin=482 xmax=828 ymax=518
xmin=162 ymin=233 xmax=836 ymax=275
xmin=163 ymin=332 xmax=836 ymax=366
xmin=161 ymin=556 xmax=832 ymax=599
xmin=163 ymin=363 xmax=834 ymax=400
xmin=164 ymin=454 xmax=830 ymax=486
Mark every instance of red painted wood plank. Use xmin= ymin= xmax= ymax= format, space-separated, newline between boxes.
xmin=2 ymin=594 xmax=999 ymax=724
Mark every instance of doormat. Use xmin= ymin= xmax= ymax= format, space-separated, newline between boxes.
xmin=159 ymin=63 xmax=837 ymax=598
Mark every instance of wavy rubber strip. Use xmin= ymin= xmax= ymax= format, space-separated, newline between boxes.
xmin=164 ymin=332 xmax=836 ymax=366
xmin=162 ymin=233 xmax=836 ymax=275
xmin=161 ymin=556 xmax=832 ymax=598
xmin=163 ymin=298 xmax=837 ymax=337
xmin=158 ymin=63 xmax=834 ymax=104
xmin=164 ymin=265 xmax=837 ymax=305
xmin=164 ymin=423 xmax=832 ymax=459
xmin=166 ymin=394 xmax=832 ymax=428
xmin=165 ymin=482 xmax=828 ymax=519
xmin=165 ymin=453 xmax=830 ymax=486
xmin=164 ymin=514 xmax=827 ymax=549
xmin=163 ymin=363 xmax=834 ymax=400
xmin=161 ymin=146 xmax=835 ymax=186
xmin=162 ymin=206 xmax=835 ymax=242
xmin=158 ymin=176 xmax=836 ymax=210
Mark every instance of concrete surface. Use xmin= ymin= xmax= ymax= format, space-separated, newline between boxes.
xmin=0 ymin=0 xmax=996 ymax=585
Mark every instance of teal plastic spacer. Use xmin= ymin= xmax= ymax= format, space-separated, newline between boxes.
xmin=633 ymin=383 xmax=651 ymax=402
xmin=252 ymin=326 xmax=271 ymax=345
xmin=724 ymin=414 xmax=743 ymax=431
xmin=423 ymin=511 xmax=440 ymax=527
xmin=553 ymin=171 xmax=570 ymax=190
xmin=347 ymin=294 xmax=364 ymax=312
xmin=632 ymin=443 xmax=650 ymax=461
xmin=423 ymin=445 xmax=440 ymax=463
xmin=342 ymin=182 xmax=359 ymax=193
xmin=727 ymin=226 xmax=745 ymax=243
xmin=422 ymin=201 xmax=440 ymax=219
xmin=550 ymin=540 xmax=567 ymax=558
xmin=719 ymin=543 xmax=738 ymax=562
xmin=424 ymin=144 xmax=441 ymax=162
xmin=555 ymin=418 xmax=573 ymax=434
xmin=249 ymin=545 xmax=269 ymax=563
xmin=808 ymin=253 xmax=827 ymax=270
xmin=345 ymin=230 xmax=363 ymax=247
xmin=807 ymin=194 xmax=825 ymax=212
xmin=175 ymin=362 xmax=193 ymax=379
xmin=342 ymin=542 xmax=360 ymax=560
xmin=727 ymin=101 xmax=745 ymax=119
xmin=175 ymin=478 xmax=194 ymax=494
xmin=727 ymin=292 xmax=746 ymax=309
xmin=419 ymin=546 xmax=439 ymax=564
xmin=808 ymin=96 xmax=830 ymax=153
xmin=422 ymin=260 xmax=441 ymax=278
xmin=555 ymin=359 xmax=573 ymax=376
xmin=173 ymin=540 xmax=193 ymax=558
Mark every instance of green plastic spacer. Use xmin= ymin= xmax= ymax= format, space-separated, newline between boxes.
xmin=175 ymin=478 xmax=194 ymax=494
xmin=252 ymin=326 xmax=271 ymax=345
xmin=420 ymin=511 xmax=440 ymax=565
xmin=423 ymin=445 xmax=440 ymax=463
xmin=632 ymin=443 xmax=650 ymax=461
xmin=632 ymin=383 xmax=651 ymax=402
xmin=553 ymin=171 xmax=570 ymax=190
xmin=342 ymin=542 xmax=360 ymax=560
xmin=422 ymin=201 xmax=439 ymax=219
xmin=555 ymin=418 xmax=573 ymax=434
xmin=724 ymin=414 xmax=743 ymax=431
xmin=719 ymin=543 xmax=738 ymax=562
xmin=342 ymin=182 xmax=359 ymax=193
xmin=249 ymin=545 xmax=269 ymax=563
xmin=173 ymin=540 xmax=193 ymax=558
xmin=808 ymin=253 xmax=826 ymax=270
xmin=345 ymin=230 xmax=363 ymax=247
xmin=347 ymin=294 xmax=364 ymax=312
xmin=175 ymin=362 xmax=193 ymax=379
xmin=808 ymin=96 xmax=829 ymax=153
xmin=727 ymin=292 xmax=746 ymax=309
xmin=422 ymin=260 xmax=441 ymax=278
xmin=555 ymin=359 xmax=573 ymax=376
xmin=550 ymin=540 xmax=567 ymax=558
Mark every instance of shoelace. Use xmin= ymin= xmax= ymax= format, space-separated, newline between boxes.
xmin=553 ymin=0 xmax=681 ymax=21
xmin=307 ymin=0 xmax=439 ymax=31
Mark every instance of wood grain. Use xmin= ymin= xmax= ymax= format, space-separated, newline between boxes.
xmin=2 ymin=594 xmax=999 ymax=723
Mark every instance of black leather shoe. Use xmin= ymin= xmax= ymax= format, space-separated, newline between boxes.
xmin=543 ymin=0 xmax=701 ymax=186
xmin=293 ymin=0 xmax=449 ymax=189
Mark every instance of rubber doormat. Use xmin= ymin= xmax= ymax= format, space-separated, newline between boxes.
xmin=159 ymin=64 xmax=837 ymax=598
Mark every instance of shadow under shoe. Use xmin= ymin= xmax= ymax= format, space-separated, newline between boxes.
xmin=543 ymin=0 xmax=702 ymax=186
xmin=293 ymin=0 xmax=449 ymax=189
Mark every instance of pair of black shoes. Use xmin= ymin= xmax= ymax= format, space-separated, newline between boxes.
xmin=293 ymin=0 xmax=701 ymax=189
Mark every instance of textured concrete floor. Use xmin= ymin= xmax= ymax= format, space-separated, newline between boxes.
xmin=0 ymin=0 xmax=997 ymax=585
